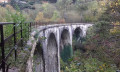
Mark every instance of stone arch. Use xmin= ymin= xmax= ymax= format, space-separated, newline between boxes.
xmin=60 ymin=29 xmax=71 ymax=47
xmin=47 ymin=33 xmax=58 ymax=72
xmin=60 ymin=29 xmax=73 ymax=62
xmin=73 ymin=27 xmax=85 ymax=51
xmin=73 ymin=27 xmax=82 ymax=41
xmin=33 ymin=41 xmax=45 ymax=72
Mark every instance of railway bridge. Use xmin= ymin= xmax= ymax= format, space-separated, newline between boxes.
xmin=26 ymin=23 xmax=92 ymax=72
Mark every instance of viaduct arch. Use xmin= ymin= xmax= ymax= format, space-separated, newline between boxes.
xmin=26 ymin=23 xmax=92 ymax=72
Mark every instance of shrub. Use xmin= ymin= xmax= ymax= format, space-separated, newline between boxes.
xmin=84 ymin=20 xmax=120 ymax=68
xmin=61 ymin=50 xmax=117 ymax=72
xmin=0 ymin=6 xmax=7 ymax=22
xmin=110 ymin=22 xmax=120 ymax=35
xmin=35 ymin=12 xmax=51 ymax=22
xmin=0 ymin=5 xmax=16 ymax=22
xmin=51 ymin=10 xmax=60 ymax=22
xmin=35 ymin=12 xmax=44 ymax=22
xmin=41 ymin=2 xmax=57 ymax=18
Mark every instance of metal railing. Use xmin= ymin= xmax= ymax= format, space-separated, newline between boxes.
xmin=0 ymin=22 xmax=33 ymax=72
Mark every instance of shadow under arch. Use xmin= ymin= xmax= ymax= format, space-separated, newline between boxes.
xmin=47 ymin=33 xmax=58 ymax=72
xmin=60 ymin=29 xmax=73 ymax=62
xmin=73 ymin=27 xmax=82 ymax=39
xmin=33 ymin=41 xmax=45 ymax=72
xmin=73 ymin=27 xmax=85 ymax=51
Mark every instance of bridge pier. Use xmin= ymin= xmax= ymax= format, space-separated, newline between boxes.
xmin=60 ymin=29 xmax=73 ymax=62
xmin=33 ymin=41 xmax=45 ymax=72
xmin=46 ymin=33 xmax=58 ymax=72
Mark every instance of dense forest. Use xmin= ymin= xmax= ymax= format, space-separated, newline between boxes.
xmin=0 ymin=0 xmax=120 ymax=72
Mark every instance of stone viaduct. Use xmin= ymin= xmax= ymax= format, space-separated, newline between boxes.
xmin=26 ymin=23 xmax=92 ymax=72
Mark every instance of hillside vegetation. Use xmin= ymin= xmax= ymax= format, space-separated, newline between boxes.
xmin=0 ymin=0 xmax=120 ymax=72
xmin=0 ymin=0 xmax=105 ymax=23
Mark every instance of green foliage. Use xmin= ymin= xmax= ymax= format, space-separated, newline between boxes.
xmin=6 ymin=6 xmax=26 ymax=23
xmin=56 ymin=0 xmax=72 ymax=11
xmin=0 ymin=5 xmax=30 ymax=66
xmin=3 ymin=7 xmax=27 ymax=39
xmin=61 ymin=50 xmax=117 ymax=72
xmin=98 ymin=12 xmax=111 ymax=22
xmin=74 ymin=1 xmax=105 ymax=22
xmin=41 ymin=2 xmax=58 ymax=18
xmin=83 ymin=14 xmax=94 ymax=22
xmin=110 ymin=22 xmax=120 ymax=35
xmin=94 ymin=21 xmax=110 ymax=37
xmin=60 ymin=44 xmax=73 ymax=62
xmin=10 ymin=0 xmax=16 ymax=8
xmin=85 ymin=21 xmax=120 ymax=70
xmin=86 ymin=21 xmax=110 ymax=42
xmin=51 ymin=10 xmax=60 ymax=22
xmin=34 ymin=31 xmax=40 ymax=40
xmin=34 ymin=3 xmax=62 ymax=22
xmin=75 ymin=2 xmax=88 ymax=11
